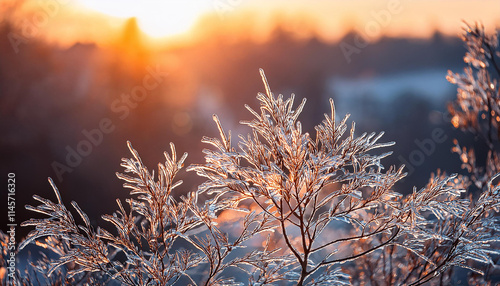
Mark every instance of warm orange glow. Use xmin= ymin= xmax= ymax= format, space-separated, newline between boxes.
xmin=3 ymin=1 xmax=500 ymax=48
xmin=451 ymin=115 xmax=460 ymax=128
xmin=76 ymin=0 xmax=212 ymax=39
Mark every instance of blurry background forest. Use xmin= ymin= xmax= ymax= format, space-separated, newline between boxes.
xmin=1 ymin=0 xmax=500 ymax=238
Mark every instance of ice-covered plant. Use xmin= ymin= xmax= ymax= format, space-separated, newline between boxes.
xmin=447 ymin=22 xmax=500 ymax=190
xmin=18 ymin=142 xmax=285 ymax=286
xmin=190 ymin=70 xmax=500 ymax=285
xmin=13 ymin=68 xmax=500 ymax=286
xmin=445 ymin=22 xmax=500 ymax=283
xmin=346 ymin=23 xmax=500 ymax=286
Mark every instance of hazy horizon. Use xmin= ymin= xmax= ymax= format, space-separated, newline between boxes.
xmin=3 ymin=0 xmax=500 ymax=49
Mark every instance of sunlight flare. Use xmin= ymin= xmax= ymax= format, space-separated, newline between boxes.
xmin=77 ymin=0 xmax=212 ymax=38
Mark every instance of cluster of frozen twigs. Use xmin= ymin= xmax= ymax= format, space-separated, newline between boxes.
xmin=2 ymin=23 xmax=500 ymax=286
xmin=444 ymin=22 xmax=500 ymax=284
xmin=447 ymin=22 xmax=500 ymax=190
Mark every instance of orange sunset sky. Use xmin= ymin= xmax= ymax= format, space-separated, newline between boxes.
xmin=2 ymin=0 xmax=500 ymax=48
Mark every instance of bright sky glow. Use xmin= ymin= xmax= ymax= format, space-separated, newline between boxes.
xmin=76 ymin=0 xmax=213 ymax=38
xmin=6 ymin=0 xmax=500 ymax=47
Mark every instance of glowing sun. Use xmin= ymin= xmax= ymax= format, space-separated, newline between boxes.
xmin=77 ymin=0 xmax=212 ymax=38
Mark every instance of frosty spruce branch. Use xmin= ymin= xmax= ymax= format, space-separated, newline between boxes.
xmin=4 ymin=23 xmax=500 ymax=286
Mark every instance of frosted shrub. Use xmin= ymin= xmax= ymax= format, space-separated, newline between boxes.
xmin=447 ymin=22 xmax=500 ymax=190
xmin=188 ymin=70 xmax=500 ymax=285
xmin=7 ymin=27 xmax=500 ymax=285
xmin=445 ymin=22 xmax=500 ymax=284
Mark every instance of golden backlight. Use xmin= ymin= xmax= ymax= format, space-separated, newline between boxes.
xmin=4 ymin=1 xmax=499 ymax=50
xmin=77 ymin=0 xmax=212 ymax=39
